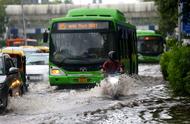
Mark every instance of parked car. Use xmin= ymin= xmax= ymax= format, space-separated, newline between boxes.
xmin=20 ymin=46 xmax=49 ymax=53
xmin=26 ymin=53 xmax=49 ymax=82
xmin=0 ymin=53 xmax=24 ymax=113
xmin=20 ymin=47 xmax=41 ymax=59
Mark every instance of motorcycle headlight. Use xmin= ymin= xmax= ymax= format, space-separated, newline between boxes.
xmin=50 ymin=66 xmax=66 ymax=76
xmin=10 ymin=80 xmax=21 ymax=89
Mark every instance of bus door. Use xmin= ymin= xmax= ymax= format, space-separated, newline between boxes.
xmin=117 ymin=26 xmax=132 ymax=74
xmin=126 ymin=30 xmax=133 ymax=74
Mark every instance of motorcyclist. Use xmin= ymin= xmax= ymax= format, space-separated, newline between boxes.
xmin=102 ymin=51 xmax=124 ymax=75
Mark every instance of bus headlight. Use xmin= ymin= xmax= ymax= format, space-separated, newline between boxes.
xmin=138 ymin=54 xmax=143 ymax=59
xmin=51 ymin=69 xmax=60 ymax=75
xmin=50 ymin=67 xmax=66 ymax=76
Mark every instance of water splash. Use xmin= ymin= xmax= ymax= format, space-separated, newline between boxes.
xmin=94 ymin=74 xmax=135 ymax=99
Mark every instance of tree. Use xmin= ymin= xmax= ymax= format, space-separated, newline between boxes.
xmin=3 ymin=0 xmax=21 ymax=5
xmin=50 ymin=0 xmax=62 ymax=4
xmin=64 ymin=0 xmax=73 ymax=4
xmin=93 ymin=0 xmax=96 ymax=3
xmin=154 ymin=0 xmax=178 ymax=36
xmin=92 ymin=0 xmax=102 ymax=4
xmin=143 ymin=0 xmax=154 ymax=1
xmin=0 ymin=0 xmax=22 ymax=37
xmin=0 ymin=1 xmax=6 ymax=38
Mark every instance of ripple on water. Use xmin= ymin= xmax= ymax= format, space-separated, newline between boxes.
xmin=3 ymin=64 xmax=189 ymax=124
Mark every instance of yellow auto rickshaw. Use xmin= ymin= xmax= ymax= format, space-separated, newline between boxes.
xmin=1 ymin=49 xmax=28 ymax=94
xmin=35 ymin=46 xmax=49 ymax=53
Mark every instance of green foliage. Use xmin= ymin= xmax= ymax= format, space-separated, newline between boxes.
xmin=160 ymin=46 xmax=190 ymax=95
xmin=160 ymin=38 xmax=179 ymax=80
xmin=92 ymin=0 xmax=102 ymax=4
xmin=154 ymin=0 xmax=178 ymax=36
xmin=0 ymin=0 xmax=21 ymax=37
xmin=4 ymin=0 xmax=21 ymax=4
xmin=49 ymin=0 xmax=73 ymax=4
xmin=165 ymin=37 xmax=178 ymax=49
xmin=64 ymin=0 xmax=73 ymax=4
xmin=184 ymin=72 xmax=190 ymax=94
xmin=0 ymin=39 xmax=6 ymax=48
xmin=93 ymin=0 xmax=96 ymax=3
xmin=168 ymin=46 xmax=190 ymax=95
xmin=0 ymin=3 xmax=6 ymax=37
xmin=51 ymin=0 xmax=62 ymax=3
xmin=160 ymin=51 xmax=171 ymax=80
xmin=143 ymin=0 xmax=154 ymax=1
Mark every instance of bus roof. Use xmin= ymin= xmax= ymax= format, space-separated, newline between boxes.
xmin=137 ymin=30 xmax=162 ymax=37
xmin=67 ymin=8 xmax=125 ymax=22
xmin=50 ymin=8 xmax=135 ymax=30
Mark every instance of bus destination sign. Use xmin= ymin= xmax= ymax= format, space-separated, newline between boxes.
xmin=57 ymin=22 xmax=109 ymax=30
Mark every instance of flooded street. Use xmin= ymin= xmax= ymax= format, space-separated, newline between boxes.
xmin=0 ymin=64 xmax=190 ymax=124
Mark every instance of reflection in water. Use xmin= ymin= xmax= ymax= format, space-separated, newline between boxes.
xmin=77 ymin=65 xmax=190 ymax=124
xmin=78 ymin=84 xmax=190 ymax=124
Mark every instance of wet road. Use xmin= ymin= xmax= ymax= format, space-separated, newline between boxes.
xmin=0 ymin=64 xmax=189 ymax=124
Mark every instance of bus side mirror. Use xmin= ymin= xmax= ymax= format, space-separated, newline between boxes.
xmin=43 ymin=31 xmax=49 ymax=43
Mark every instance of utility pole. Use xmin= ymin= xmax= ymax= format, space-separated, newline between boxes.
xmin=93 ymin=0 xmax=102 ymax=4
xmin=178 ymin=0 xmax=182 ymax=41
xmin=93 ymin=0 xmax=96 ymax=4
xmin=21 ymin=0 xmax=27 ymax=45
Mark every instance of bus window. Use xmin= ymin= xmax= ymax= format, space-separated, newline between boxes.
xmin=121 ymin=29 xmax=125 ymax=58
xmin=117 ymin=28 xmax=122 ymax=60
xmin=137 ymin=36 xmax=163 ymax=55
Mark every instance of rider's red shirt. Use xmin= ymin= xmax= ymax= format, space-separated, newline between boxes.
xmin=102 ymin=60 xmax=122 ymax=74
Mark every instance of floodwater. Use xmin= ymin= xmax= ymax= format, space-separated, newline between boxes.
xmin=0 ymin=64 xmax=190 ymax=124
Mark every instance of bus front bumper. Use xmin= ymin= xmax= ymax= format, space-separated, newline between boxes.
xmin=49 ymin=74 xmax=104 ymax=86
xmin=138 ymin=55 xmax=160 ymax=63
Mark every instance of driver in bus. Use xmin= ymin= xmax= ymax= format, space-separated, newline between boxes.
xmin=102 ymin=51 xmax=124 ymax=76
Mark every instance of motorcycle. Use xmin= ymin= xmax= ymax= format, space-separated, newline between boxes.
xmin=103 ymin=73 xmax=123 ymax=99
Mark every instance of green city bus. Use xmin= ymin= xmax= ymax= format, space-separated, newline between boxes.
xmin=137 ymin=30 xmax=164 ymax=63
xmin=45 ymin=8 xmax=138 ymax=86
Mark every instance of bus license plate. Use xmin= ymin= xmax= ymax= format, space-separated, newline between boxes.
xmin=79 ymin=77 xmax=87 ymax=83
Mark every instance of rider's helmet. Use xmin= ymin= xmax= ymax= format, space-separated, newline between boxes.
xmin=108 ymin=51 xmax=117 ymax=61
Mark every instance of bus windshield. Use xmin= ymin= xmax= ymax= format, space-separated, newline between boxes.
xmin=137 ymin=36 xmax=163 ymax=55
xmin=51 ymin=32 xmax=114 ymax=65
